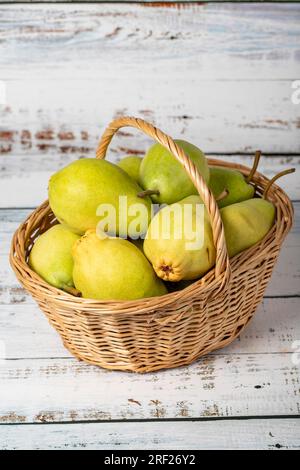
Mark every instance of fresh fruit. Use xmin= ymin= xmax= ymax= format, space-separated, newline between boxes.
xmin=117 ymin=156 xmax=143 ymax=183
xmin=144 ymin=195 xmax=216 ymax=281
xmin=29 ymin=224 xmax=80 ymax=290
xmin=139 ymin=140 xmax=210 ymax=205
xmin=72 ymin=229 xmax=167 ymax=300
xmin=144 ymin=195 xmax=276 ymax=282
xmin=209 ymin=166 xmax=254 ymax=208
xmin=48 ymin=158 xmax=152 ymax=238
xmin=221 ymin=198 xmax=276 ymax=258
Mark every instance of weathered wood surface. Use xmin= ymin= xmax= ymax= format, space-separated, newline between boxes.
xmin=0 ymin=3 xmax=300 ymax=156
xmin=1 ymin=155 xmax=299 ymax=208
xmin=1 ymin=419 xmax=300 ymax=451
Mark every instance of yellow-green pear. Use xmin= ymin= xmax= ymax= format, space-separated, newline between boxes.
xmin=29 ymin=224 xmax=80 ymax=290
xmin=139 ymin=140 xmax=210 ymax=205
xmin=72 ymin=230 xmax=167 ymax=300
xmin=144 ymin=195 xmax=216 ymax=281
xmin=48 ymin=158 xmax=152 ymax=238
xmin=221 ymin=198 xmax=276 ymax=257
xmin=117 ymin=156 xmax=143 ymax=183
xmin=209 ymin=166 xmax=255 ymax=208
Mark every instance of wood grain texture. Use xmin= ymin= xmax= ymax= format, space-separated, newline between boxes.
xmin=0 ymin=3 xmax=299 ymax=155
xmin=1 ymin=202 xmax=299 ymax=303
xmin=1 ymin=419 xmax=300 ymax=450
xmin=0 ymin=353 xmax=299 ymax=424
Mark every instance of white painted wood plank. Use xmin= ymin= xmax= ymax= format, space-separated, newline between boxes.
xmin=0 ymin=353 xmax=299 ymax=423
xmin=0 ymin=298 xmax=299 ymax=360
xmin=0 ymin=4 xmax=299 ymax=155
xmin=1 ymin=419 xmax=300 ymax=450
xmin=0 ymin=155 xmax=299 ymax=208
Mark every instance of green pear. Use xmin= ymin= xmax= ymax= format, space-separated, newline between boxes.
xmin=144 ymin=195 xmax=216 ymax=281
xmin=29 ymin=224 xmax=80 ymax=290
xmin=72 ymin=230 xmax=167 ymax=300
xmin=48 ymin=158 xmax=152 ymax=238
xmin=209 ymin=166 xmax=255 ymax=208
xmin=144 ymin=196 xmax=275 ymax=282
xmin=139 ymin=140 xmax=210 ymax=205
xmin=221 ymin=198 xmax=275 ymax=258
xmin=117 ymin=156 xmax=143 ymax=183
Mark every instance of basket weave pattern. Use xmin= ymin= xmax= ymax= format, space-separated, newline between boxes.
xmin=10 ymin=117 xmax=294 ymax=372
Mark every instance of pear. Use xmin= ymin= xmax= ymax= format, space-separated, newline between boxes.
xmin=144 ymin=196 xmax=276 ymax=282
xmin=139 ymin=140 xmax=210 ymax=205
xmin=117 ymin=156 xmax=143 ymax=183
xmin=29 ymin=224 xmax=80 ymax=290
xmin=130 ymin=237 xmax=144 ymax=253
xmin=144 ymin=195 xmax=216 ymax=281
xmin=72 ymin=230 xmax=167 ymax=300
xmin=221 ymin=198 xmax=275 ymax=258
xmin=209 ymin=166 xmax=255 ymax=208
xmin=48 ymin=158 xmax=152 ymax=238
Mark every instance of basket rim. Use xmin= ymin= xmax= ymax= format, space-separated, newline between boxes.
xmin=10 ymin=158 xmax=294 ymax=316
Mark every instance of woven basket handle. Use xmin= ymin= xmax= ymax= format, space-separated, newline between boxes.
xmin=96 ymin=116 xmax=230 ymax=280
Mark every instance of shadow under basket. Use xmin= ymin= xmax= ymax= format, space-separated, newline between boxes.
xmin=10 ymin=117 xmax=294 ymax=373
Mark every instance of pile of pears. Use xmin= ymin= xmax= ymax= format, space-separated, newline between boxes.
xmin=29 ymin=138 xmax=279 ymax=301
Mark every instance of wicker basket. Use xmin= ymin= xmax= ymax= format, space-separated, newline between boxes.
xmin=10 ymin=117 xmax=294 ymax=373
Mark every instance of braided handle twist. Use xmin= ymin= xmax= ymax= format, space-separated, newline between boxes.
xmin=96 ymin=116 xmax=230 ymax=280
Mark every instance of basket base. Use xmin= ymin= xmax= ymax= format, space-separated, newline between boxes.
xmin=60 ymin=314 xmax=254 ymax=373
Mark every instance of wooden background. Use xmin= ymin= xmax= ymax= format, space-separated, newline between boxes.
xmin=0 ymin=1 xmax=300 ymax=450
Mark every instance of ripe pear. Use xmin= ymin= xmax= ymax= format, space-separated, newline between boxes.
xmin=221 ymin=198 xmax=276 ymax=258
xmin=139 ymin=140 xmax=210 ymax=205
xmin=144 ymin=195 xmax=216 ymax=281
xmin=117 ymin=156 xmax=143 ymax=183
xmin=209 ymin=166 xmax=255 ymax=208
xmin=48 ymin=158 xmax=152 ymax=238
xmin=29 ymin=224 xmax=80 ymax=290
xmin=72 ymin=230 xmax=167 ymax=300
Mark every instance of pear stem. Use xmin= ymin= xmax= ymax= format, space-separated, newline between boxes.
xmin=246 ymin=150 xmax=261 ymax=183
xmin=263 ymin=168 xmax=296 ymax=200
xmin=216 ymin=189 xmax=229 ymax=202
xmin=62 ymin=285 xmax=82 ymax=297
xmin=137 ymin=189 xmax=160 ymax=198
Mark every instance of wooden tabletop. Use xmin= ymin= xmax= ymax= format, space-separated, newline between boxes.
xmin=0 ymin=1 xmax=299 ymax=450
